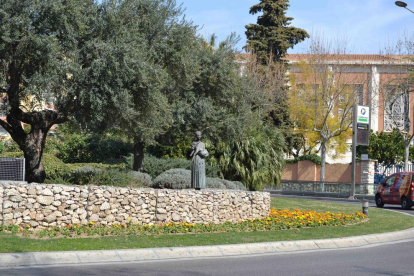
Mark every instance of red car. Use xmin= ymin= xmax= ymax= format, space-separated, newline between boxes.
xmin=375 ymin=172 xmax=414 ymax=210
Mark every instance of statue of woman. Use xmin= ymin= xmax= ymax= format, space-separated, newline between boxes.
xmin=190 ymin=131 xmax=209 ymax=189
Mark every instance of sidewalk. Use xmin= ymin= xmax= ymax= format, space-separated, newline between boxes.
xmin=1 ymin=227 xmax=414 ymax=268
xmin=266 ymin=190 xmax=375 ymax=201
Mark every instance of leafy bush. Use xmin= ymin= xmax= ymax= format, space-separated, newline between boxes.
xmin=70 ymin=166 xmax=143 ymax=187
xmin=212 ymin=126 xmax=286 ymax=191
xmin=42 ymin=154 xmax=72 ymax=181
xmin=124 ymin=154 xmax=190 ymax=178
xmin=153 ymin=169 xmax=245 ymax=190
xmin=153 ymin=169 xmax=191 ymax=189
xmin=0 ymin=151 xmax=23 ymax=158
xmin=124 ymin=154 xmax=220 ymax=178
xmin=56 ymin=134 xmax=132 ymax=163
xmin=0 ymin=152 xmax=71 ymax=181
xmin=3 ymin=139 xmax=20 ymax=153
xmin=0 ymin=141 xmax=5 ymax=154
xmin=66 ymin=163 xmax=126 ymax=171
xmin=205 ymin=177 xmax=226 ymax=189
xmin=129 ymin=171 xmax=152 ymax=187
xmin=146 ymin=139 xmax=192 ymax=159
xmin=205 ymin=164 xmax=221 ymax=178
xmin=58 ymin=134 xmax=92 ymax=163
xmin=71 ymin=166 xmax=101 ymax=185
xmin=297 ymin=154 xmax=322 ymax=164
xmin=285 ymin=154 xmax=322 ymax=165
xmin=220 ymin=180 xmax=246 ymax=190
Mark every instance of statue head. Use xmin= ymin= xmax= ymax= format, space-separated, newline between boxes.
xmin=195 ymin=131 xmax=202 ymax=140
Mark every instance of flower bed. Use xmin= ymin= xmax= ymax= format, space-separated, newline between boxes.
xmin=0 ymin=209 xmax=366 ymax=238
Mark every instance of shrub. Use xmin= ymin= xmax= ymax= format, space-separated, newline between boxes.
xmin=3 ymin=139 xmax=20 ymax=153
xmin=129 ymin=171 xmax=152 ymax=187
xmin=153 ymin=169 xmax=191 ymax=189
xmin=124 ymin=154 xmax=190 ymax=178
xmin=221 ymin=180 xmax=247 ymax=190
xmin=212 ymin=126 xmax=286 ymax=191
xmin=0 ymin=152 xmax=71 ymax=182
xmin=58 ymin=134 xmax=92 ymax=163
xmin=71 ymin=166 xmax=101 ymax=185
xmin=0 ymin=141 xmax=5 ymax=154
xmin=42 ymin=154 xmax=72 ymax=181
xmin=206 ymin=177 xmax=226 ymax=189
xmin=146 ymin=139 xmax=191 ymax=159
xmin=0 ymin=151 xmax=23 ymax=158
xmin=285 ymin=154 xmax=322 ymax=165
xmin=206 ymin=164 xmax=221 ymax=178
xmin=87 ymin=135 xmax=132 ymax=163
xmin=297 ymin=154 xmax=322 ymax=165
xmin=124 ymin=154 xmax=220 ymax=178
xmin=70 ymin=166 xmax=143 ymax=187
xmin=66 ymin=163 xmax=126 ymax=171
xmin=56 ymin=133 xmax=132 ymax=163
xmin=153 ymin=169 xmax=246 ymax=190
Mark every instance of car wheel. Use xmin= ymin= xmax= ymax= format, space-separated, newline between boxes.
xmin=375 ymin=194 xmax=384 ymax=207
xmin=401 ymin=196 xmax=411 ymax=210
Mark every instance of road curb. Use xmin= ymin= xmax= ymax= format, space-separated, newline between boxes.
xmin=1 ymin=228 xmax=414 ymax=268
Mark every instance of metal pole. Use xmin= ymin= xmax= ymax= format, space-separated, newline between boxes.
xmin=404 ymin=6 xmax=414 ymax=14
xmin=350 ymin=104 xmax=357 ymax=200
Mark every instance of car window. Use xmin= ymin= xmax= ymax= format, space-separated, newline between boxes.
xmin=385 ymin=176 xmax=396 ymax=187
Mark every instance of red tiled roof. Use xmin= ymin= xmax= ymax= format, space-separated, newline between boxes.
xmin=285 ymin=54 xmax=413 ymax=62
xmin=235 ymin=53 xmax=414 ymax=63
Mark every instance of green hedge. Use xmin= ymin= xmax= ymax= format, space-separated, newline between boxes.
xmin=285 ymin=154 xmax=322 ymax=165
xmin=0 ymin=152 xmax=134 ymax=186
xmin=69 ymin=166 xmax=144 ymax=187
xmin=0 ymin=152 xmax=71 ymax=181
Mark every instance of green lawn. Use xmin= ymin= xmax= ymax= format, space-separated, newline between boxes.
xmin=1 ymin=197 xmax=413 ymax=253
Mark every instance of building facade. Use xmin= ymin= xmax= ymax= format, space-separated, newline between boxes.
xmin=289 ymin=54 xmax=414 ymax=163
xmin=237 ymin=53 xmax=414 ymax=163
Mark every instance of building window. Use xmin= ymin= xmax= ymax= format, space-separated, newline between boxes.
xmin=354 ymin=84 xmax=364 ymax=105
xmin=342 ymin=84 xmax=363 ymax=105
xmin=384 ymin=85 xmax=409 ymax=132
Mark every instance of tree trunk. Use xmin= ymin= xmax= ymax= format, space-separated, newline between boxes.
xmin=23 ymin=129 xmax=47 ymax=183
xmin=404 ymin=137 xmax=411 ymax=172
xmin=133 ymin=137 xmax=145 ymax=172
xmin=319 ymin=140 xmax=327 ymax=191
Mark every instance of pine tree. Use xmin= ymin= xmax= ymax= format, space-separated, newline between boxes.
xmin=245 ymin=0 xmax=309 ymax=63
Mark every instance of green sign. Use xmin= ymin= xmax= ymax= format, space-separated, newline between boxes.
xmin=357 ymin=106 xmax=370 ymax=124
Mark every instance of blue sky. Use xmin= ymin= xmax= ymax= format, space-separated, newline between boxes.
xmin=179 ymin=0 xmax=414 ymax=54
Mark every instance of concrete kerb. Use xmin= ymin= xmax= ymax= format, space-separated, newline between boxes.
xmin=1 ymin=228 xmax=414 ymax=268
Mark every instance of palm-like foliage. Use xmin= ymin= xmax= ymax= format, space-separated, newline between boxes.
xmin=212 ymin=127 xmax=285 ymax=191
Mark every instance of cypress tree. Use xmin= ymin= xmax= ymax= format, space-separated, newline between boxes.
xmin=245 ymin=0 xmax=309 ymax=63
xmin=245 ymin=0 xmax=309 ymax=156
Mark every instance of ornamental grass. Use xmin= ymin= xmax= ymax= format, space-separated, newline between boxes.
xmin=0 ymin=209 xmax=366 ymax=238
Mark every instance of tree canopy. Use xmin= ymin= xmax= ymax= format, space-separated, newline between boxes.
xmin=0 ymin=0 xmax=287 ymax=189
xmin=357 ymin=129 xmax=414 ymax=165
xmin=245 ymin=0 xmax=309 ymax=63
xmin=288 ymin=40 xmax=369 ymax=183
xmin=0 ymin=0 xmax=100 ymax=182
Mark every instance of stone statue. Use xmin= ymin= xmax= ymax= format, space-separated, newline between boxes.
xmin=190 ymin=131 xmax=209 ymax=189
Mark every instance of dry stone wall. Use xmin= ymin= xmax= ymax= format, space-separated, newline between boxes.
xmin=0 ymin=182 xmax=270 ymax=229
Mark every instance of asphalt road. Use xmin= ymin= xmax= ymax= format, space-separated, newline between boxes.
xmin=2 ymin=239 xmax=414 ymax=276
xmin=2 ymin=194 xmax=413 ymax=276
xmin=271 ymin=194 xmax=414 ymax=216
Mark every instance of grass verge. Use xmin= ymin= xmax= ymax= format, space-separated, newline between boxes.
xmin=0 ymin=197 xmax=413 ymax=253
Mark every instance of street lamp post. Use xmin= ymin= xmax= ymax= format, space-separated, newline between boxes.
xmin=395 ymin=1 xmax=414 ymax=14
